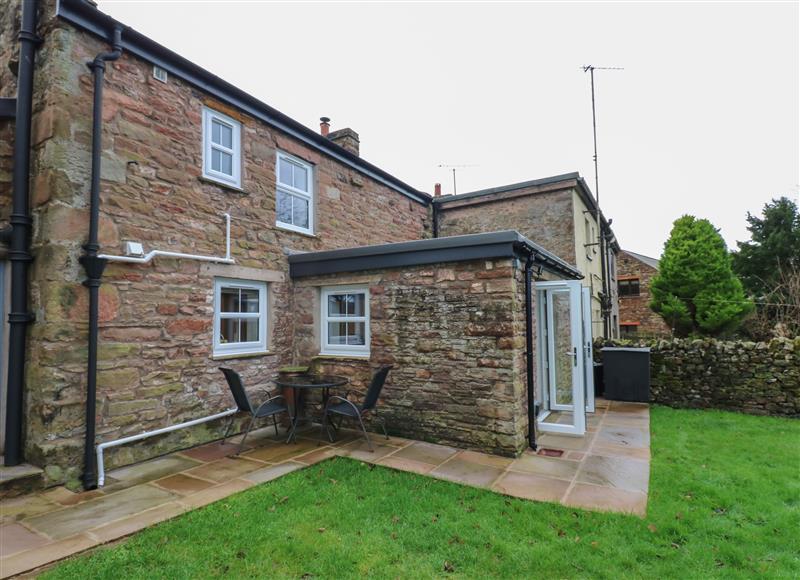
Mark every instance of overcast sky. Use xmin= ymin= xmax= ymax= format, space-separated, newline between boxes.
xmin=98 ymin=1 xmax=799 ymax=258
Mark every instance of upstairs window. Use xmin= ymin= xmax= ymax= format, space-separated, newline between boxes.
xmin=321 ymin=287 xmax=370 ymax=357
xmin=276 ymin=152 xmax=314 ymax=234
xmin=213 ymin=278 xmax=267 ymax=356
xmin=202 ymin=108 xmax=241 ymax=188
xmin=618 ymin=278 xmax=640 ymax=297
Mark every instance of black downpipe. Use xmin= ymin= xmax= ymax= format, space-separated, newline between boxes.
xmin=432 ymin=202 xmax=439 ymax=238
xmin=3 ymin=0 xmax=39 ymax=467
xmin=80 ymin=26 xmax=123 ymax=490
xmin=524 ymin=254 xmax=537 ymax=450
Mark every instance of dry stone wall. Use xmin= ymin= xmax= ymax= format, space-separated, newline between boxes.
xmin=596 ymin=337 xmax=800 ymax=417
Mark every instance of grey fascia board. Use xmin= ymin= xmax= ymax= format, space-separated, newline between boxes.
xmin=289 ymin=231 xmax=582 ymax=280
xmin=56 ymin=0 xmax=431 ymax=206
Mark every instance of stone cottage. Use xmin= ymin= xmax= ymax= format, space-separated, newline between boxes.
xmin=617 ymin=250 xmax=671 ymax=337
xmin=1 ymin=0 xmax=614 ymax=490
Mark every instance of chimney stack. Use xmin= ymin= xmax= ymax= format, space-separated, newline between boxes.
xmin=434 ymin=183 xmax=442 ymax=197
xmin=320 ymin=117 xmax=330 ymax=137
xmin=327 ymin=127 xmax=360 ymax=157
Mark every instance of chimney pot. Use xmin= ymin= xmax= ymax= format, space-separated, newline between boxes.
xmin=434 ymin=183 xmax=442 ymax=197
xmin=320 ymin=116 xmax=330 ymax=137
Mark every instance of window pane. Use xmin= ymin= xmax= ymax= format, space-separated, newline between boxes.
xmin=328 ymin=294 xmax=346 ymax=316
xmin=211 ymin=148 xmax=221 ymax=172
xmin=220 ymin=318 xmax=240 ymax=344
xmin=220 ymin=287 xmax=239 ymax=313
xmin=279 ymin=158 xmax=293 ymax=186
xmin=240 ymin=288 xmax=260 ymax=313
xmin=346 ymin=322 xmax=366 ymax=345
xmin=292 ymin=195 xmax=309 ymax=229
xmin=218 ymin=122 xmax=233 ymax=148
xmin=293 ymin=164 xmax=308 ymax=191
xmin=348 ymin=293 xmax=365 ymax=316
xmin=241 ymin=318 xmax=259 ymax=342
xmin=277 ymin=190 xmax=292 ymax=224
xmin=212 ymin=120 xmax=220 ymax=145
xmin=219 ymin=150 xmax=233 ymax=175
xmin=328 ymin=322 xmax=347 ymax=345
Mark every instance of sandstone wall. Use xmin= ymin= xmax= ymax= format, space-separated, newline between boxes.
xmin=23 ymin=14 xmax=429 ymax=485
xmin=617 ymin=251 xmax=671 ymax=337
xmin=294 ymin=258 xmax=531 ymax=457
xmin=596 ymin=337 xmax=800 ymax=417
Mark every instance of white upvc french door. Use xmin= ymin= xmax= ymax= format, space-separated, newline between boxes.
xmin=536 ymin=280 xmax=586 ymax=436
xmin=582 ymin=286 xmax=595 ymax=413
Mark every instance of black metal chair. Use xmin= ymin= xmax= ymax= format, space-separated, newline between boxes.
xmin=319 ymin=365 xmax=393 ymax=451
xmin=219 ymin=367 xmax=288 ymax=455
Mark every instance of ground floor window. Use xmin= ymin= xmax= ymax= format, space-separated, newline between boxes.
xmin=321 ymin=286 xmax=370 ymax=356
xmin=620 ymin=323 xmax=639 ymax=338
xmin=213 ymin=278 xmax=268 ymax=356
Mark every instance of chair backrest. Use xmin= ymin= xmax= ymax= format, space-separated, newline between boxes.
xmin=362 ymin=365 xmax=393 ymax=411
xmin=219 ymin=367 xmax=253 ymax=414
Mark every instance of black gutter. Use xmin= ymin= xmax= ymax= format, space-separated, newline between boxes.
xmin=79 ymin=24 xmax=123 ymax=490
xmin=523 ymin=254 xmax=537 ymax=450
xmin=56 ymin=0 xmax=430 ymax=206
xmin=288 ymin=231 xmax=583 ymax=281
xmin=2 ymin=0 xmax=39 ymax=467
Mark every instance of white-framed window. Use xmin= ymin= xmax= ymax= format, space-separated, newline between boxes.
xmin=213 ymin=278 xmax=267 ymax=356
xmin=202 ymin=107 xmax=242 ymax=188
xmin=321 ymin=286 xmax=370 ymax=357
xmin=276 ymin=151 xmax=314 ymax=234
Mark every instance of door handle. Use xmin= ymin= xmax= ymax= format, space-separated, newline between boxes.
xmin=565 ymin=347 xmax=578 ymax=366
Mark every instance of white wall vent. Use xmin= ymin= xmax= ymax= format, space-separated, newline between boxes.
xmin=152 ymin=65 xmax=168 ymax=83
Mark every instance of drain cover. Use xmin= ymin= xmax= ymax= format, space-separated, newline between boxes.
xmin=537 ymin=448 xmax=564 ymax=457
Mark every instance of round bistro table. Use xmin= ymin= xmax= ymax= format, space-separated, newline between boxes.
xmin=273 ymin=374 xmax=348 ymax=443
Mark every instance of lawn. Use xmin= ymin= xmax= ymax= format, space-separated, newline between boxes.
xmin=44 ymin=407 xmax=799 ymax=579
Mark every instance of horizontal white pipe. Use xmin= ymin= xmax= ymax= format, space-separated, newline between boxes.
xmin=99 ymin=213 xmax=233 ymax=264
xmin=96 ymin=407 xmax=238 ymax=486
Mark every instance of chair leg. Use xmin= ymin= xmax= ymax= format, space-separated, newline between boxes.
xmin=272 ymin=414 xmax=279 ymax=438
xmin=238 ymin=414 xmax=257 ymax=455
xmin=377 ymin=416 xmax=389 ymax=440
xmin=221 ymin=414 xmax=236 ymax=445
xmin=356 ymin=412 xmax=373 ymax=452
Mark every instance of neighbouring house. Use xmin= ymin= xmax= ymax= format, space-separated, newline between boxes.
xmin=617 ymin=250 xmax=671 ymax=337
xmin=1 ymin=0 xmax=612 ymax=490
xmin=434 ymin=175 xmax=621 ymax=340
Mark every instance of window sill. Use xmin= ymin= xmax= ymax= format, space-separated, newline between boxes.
xmin=211 ymin=350 xmax=274 ymax=361
xmin=275 ymin=224 xmax=318 ymax=238
xmin=314 ymin=353 xmax=371 ymax=361
xmin=199 ymin=175 xmax=246 ymax=193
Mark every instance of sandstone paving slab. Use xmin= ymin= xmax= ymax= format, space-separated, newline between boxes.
xmin=0 ymin=532 xmax=98 ymax=579
xmin=608 ymin=401 xmax=650 ymax=415
xmin=576 ymin=455 xmax=650 ymax=493
xmin=293 ymin=447 xmax=340 ymax=466
xmin=152 ymin=474 xmax=216 ymax=495
xmin=184 ymin=457 xmax=264 ymax=483
xmin=391 ymin=441 xmax=458 ymax=465
xmin=104 ymin=455 xmax=201 ymax=492
xmin=244 ymin=438 xmax=318 ymax=463
xmin=40 ymin=487 xmax=104 ymax=507
xmin=492 ymin=471 xmax=571 ymax=503
xmin=592 ymin=442 xmax=651 ymax=461
xmin=176 ymin=479 xmax=254 ymax=510
xmin=537 ymin=433 xmax=594 ymax=452
xmin=0 ymin=522 xmax=50 ymax=557
xmin=84 ymin=501 xmax=187 ymax=544
xmin=24 ymin=485 xmax=176 ymax=540
xmin=0 ymin=494 xmax=58 ymax=523
xmin=564 ymin=483 xmax=647 ymax=516
xmin=509 ymin=454 xmax=581 ymax=481
xmin=430 ymin=456 xmax=505 ymax=488
xmin=339 ymin=439 xmax=401 ymax=462
xmin=595 ymin=426 xmax=650 ymax=449
xmin=180 ymin=441 xmax=248 ymax=462
xmin=378 ymin=456 xmax=438 ymax=475
xmin=456 ymin=450 xmax=514 ymax=470
xmin=242 ymin=462 xmax=305 ymax=484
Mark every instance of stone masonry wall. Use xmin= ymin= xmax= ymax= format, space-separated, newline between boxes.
xmin=22 ymin=9 xmax=429 ymax=486
xmin=293 ymin=258 xmax=531 ymax=457
xmin=617 ymin=251 xmax=671 ymax=337
xmin=437 ymin=188 xmax=577 ymax=265
xmin=596 ymin=337 xmax=800 ymax=417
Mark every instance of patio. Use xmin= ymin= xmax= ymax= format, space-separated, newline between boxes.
xmin=0 ymin=399 xmax=649 ymax=578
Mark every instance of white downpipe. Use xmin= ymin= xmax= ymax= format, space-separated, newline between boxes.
xmin=96 ymin=407 xmax=238 ymax=487
xmin=98 ymin=213 xmax=234 ymax=264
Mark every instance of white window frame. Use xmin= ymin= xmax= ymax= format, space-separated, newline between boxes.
xmin=213 ymin=278 xmax=267 ymax=357
xmin=320 ymin=286 xmax=370 ymax=357
xmin=276 ymin=151 xmax=314 ymax=235
xmin=202 ymin=107 xmax=242 ymax=188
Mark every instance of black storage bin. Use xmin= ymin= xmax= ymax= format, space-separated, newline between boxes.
xmin=593 ymin=362 xmax=604 ymax=396
xmin=601 ymin=347 xmax=651 ymax=402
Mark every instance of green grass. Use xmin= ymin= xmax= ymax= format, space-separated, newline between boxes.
xmin=45 ymin=407 xmax=799 ymax=579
